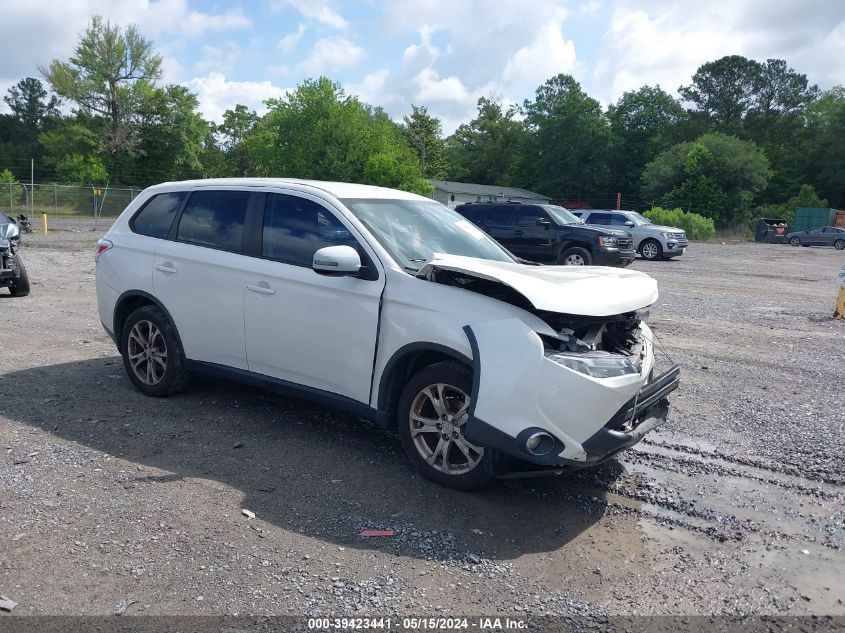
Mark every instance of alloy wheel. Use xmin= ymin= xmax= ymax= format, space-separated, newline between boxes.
xmin=409 ymin=383 xmax=483 ymax=475
xmin=564 ymin=253 xmax=586 ymax=265
xmin=641 ymin=242 xmax=659 ymax=259
xmin=127 ymin=320 xmax=168 ymax=385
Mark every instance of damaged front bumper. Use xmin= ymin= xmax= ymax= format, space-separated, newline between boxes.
xmin=462 ymin=318 xmax=679 ymax=474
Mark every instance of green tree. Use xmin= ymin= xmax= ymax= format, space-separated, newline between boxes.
xmin=401 ymin=105 xmax=447 ymax=180
xmin=753 ymin=59 xmax=818 ymax=118
xmin=127 ymin=85 xmax=209 ymax=184
xmin=641 ymin=132 xmax=771 ymax=227
xmin=4 ymin=78 xmax=61 ymax=131
xmin=522 ymin=74 xmax=611 ymax=198
xmin=0 ymin=169 xmax=25 ymax=206
xmin=608 ymin=85 xmax=685 ymax=194
xmin=679 ymin=55 xmax=763 ymax=130
xmin=43 ymin=15 xmax=162 ymax=177
xmin=246 ymin=77 xmax=430 ymax=194
xmin=444 ymin=97 xmax=528 ymax=186
xmin=216 ymin=104 xmax=259 ymax=176
xmin=801 ymin=87 xmax=845 ymax=208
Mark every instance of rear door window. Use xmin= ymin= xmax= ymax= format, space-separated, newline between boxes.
xmin=485 ymin=206 xmax=515 ymax=226
xmin=130 ymin=192 xmax=186 ymax=238
xmin=262 ymin=193 xmax=357 ymax=267
xmin=176 ymin=190 xmax=249 ymax=252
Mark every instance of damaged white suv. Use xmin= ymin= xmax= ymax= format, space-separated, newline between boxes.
xmin=96 ymin=179 xmax=679 ymax=489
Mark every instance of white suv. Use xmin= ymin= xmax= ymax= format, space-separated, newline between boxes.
xmin=95 ymin=179 xmax=679 ymax=489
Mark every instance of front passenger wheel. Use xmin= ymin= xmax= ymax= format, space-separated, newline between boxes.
xmin=397 ymin=362 xmax=491 ymax=490
xmin=559 ymin=246 xmax=592 ymax=266
xmin=835 ymin=239 xmax=845 ymax=250
xmin=121 ymin=305 xmax=190 ymax=397
xmin=639 ymin=239 xmax=662 ymax=260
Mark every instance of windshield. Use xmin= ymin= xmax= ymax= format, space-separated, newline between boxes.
xmin=627 ymin=212 xmax=652 ymax=226
xmin=341 ymin=198 xmax=515 ymax=271
xmin=543 ymin=205 xmax=581 ymax=225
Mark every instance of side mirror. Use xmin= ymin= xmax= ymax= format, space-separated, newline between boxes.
xmin=625 ymin=221 xmax=635 ymax=227
xmin=536 ymin=218 xmax=551 ymax=228
xmin=313 ymin=245 xmax=361 ymax=275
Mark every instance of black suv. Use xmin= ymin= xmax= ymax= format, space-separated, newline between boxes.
xmin=454 ymin=202 xmax=635 ymax=266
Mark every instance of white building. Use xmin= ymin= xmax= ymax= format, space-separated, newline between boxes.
xmin=428 ymin=179 xmax=551 ymax=208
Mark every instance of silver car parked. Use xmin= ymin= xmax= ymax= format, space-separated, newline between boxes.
xmin=573 ymin=209 xmax=688 ymax=260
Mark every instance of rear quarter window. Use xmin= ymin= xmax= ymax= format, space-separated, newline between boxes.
xmin=130 ymin=192 xmax=186 ymax=238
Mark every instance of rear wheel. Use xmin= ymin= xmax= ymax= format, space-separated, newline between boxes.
xmin=639 ymin=239 xmax=662 ymax=260
xmin=559 ymin=246 xmax=592 ymax=266
xmin=121 ymin=305 xmax=190 ymax=397
xmin=789 ymin=237 xmax=801 ymax=246
xmin=9 ymin=259 xmax=30 ymax=297
xmin=397 ymin=362 xmax=491 ymax=490
xmin=834 ymin=239 xmax=845 ymax=250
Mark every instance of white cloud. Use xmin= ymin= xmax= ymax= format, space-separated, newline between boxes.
xmin=347 ymin=69 xmax=395 ymax=106
xmin=412 ymin=68 xmax=477 ymax=105
xmin=278 ymin=23 xmax=307 ymax=54
xmin=193 ymin=43 xmax=241 ymax=76
xmin=0 ymin=0 xmax=250 ymax=84
xmin=502 ymin=14 xmax=576 ymax=88
xmin=185 ymin=72 xmax=290 ymax=122
xmin=402 ymin=25 xmax=438 ymax=69
xmin=298 ymin=37 xmax=365 ymax=75
xmin=594 ymin=0 xmax=845 ymax=105
xmin=274 ymin=0 xmax=348 ymax=29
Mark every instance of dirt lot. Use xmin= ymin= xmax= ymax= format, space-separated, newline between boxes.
xmin=1 ymin=220 xmax=844 ymax=621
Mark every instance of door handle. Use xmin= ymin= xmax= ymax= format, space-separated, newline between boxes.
xmin=155 ymin=262 xmax=177 ymax=274
xmin=247 ymin=283 xmax=276 ymax=295
xmin=513 ymin=230 xmax=524 ymax=235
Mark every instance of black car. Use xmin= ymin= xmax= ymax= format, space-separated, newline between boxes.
xmin=453 ymin=202 xmax=635 ymax=266
xmin=0 ymin=208 xmax=30 ymax=296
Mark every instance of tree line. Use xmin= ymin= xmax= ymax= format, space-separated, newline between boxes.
xmin=1 ymin=16 xmax=842 ymax=228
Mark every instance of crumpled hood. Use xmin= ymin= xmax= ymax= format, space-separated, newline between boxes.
xmin=417 ymin=253 xmax=658 ymax=316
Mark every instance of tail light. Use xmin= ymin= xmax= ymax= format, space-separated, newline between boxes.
xmin=95 ymin=238 xmax=113 ymax=262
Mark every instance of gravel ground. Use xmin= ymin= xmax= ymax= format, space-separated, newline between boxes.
xmin=0 ymin=220 xmax=843 ymax=620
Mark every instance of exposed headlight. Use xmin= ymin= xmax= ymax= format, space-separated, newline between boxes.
xmin=0 ymin=222 xmax=19 ymax=240
xmin=598 ymin=236 xmax=618 ymax=248
xmin=660 ymin=231 xmax=672 ymax=239
xmin=545 ymin=350 xmax=637 ymax=378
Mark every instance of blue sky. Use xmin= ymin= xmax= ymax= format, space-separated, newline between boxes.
xmin=2 ymin=0 xmax=844 ymax=133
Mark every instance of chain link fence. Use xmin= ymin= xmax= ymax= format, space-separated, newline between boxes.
xmin=2 ymin=182 xmax=143 ymax=219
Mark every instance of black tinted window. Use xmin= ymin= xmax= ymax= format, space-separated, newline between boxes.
xmin=177 ymin=190 xmax=248 ymax=251
xmin=263 ymin=194 xmax=356 ymax=267
xmin=588 ymin=212 xmax=613 ymax=224
xmin=131 ymin=192 xmax=186 ymax=238
xmin=609 ymin=214 xmax=630 ymax=226
xmin=485 ymin=207 xmax=515 ymax=225
xmin=457 ymin=206 xmax=486 ymax=224
xmin=514 ymin=207 xmax=547 ymax=226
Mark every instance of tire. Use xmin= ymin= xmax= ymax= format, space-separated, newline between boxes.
xmin=120 ymin=304 xmax=190 ymax=397
xmin=9 ymin=258 xmax=30 ymax=297
xmin=639 ymin=239 xmax=662 ymax=260
xmin=789 ymin=237 xmax=801 ymax=247
xmin=559 ymin=246 xmax=592 ymax=266
xmin=834 ymin=240 xmax=845 ymax=250
xmin=397 ymin=362 xmax=491 ymax=490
